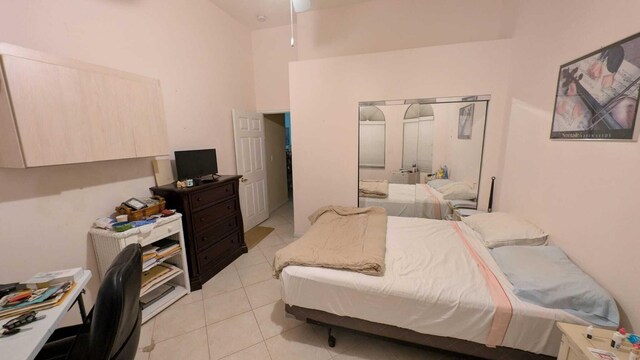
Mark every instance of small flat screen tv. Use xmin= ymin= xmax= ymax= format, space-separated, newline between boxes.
xmin=175 ymin=149 xmax=218 ymax=180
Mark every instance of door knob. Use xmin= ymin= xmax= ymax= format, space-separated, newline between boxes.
xmin=240 ymin=178 xmax=248 ymax=183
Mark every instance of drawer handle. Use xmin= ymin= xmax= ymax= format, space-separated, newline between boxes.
xmin=200 ymin=217 xmax=204 ymax=222
xmin=197 ymin=197 xmax=201 ymax=202
xmin=204 ymin=256 xmax=208 ymax=260
xmin=227 ymin=206 xmax=232 ymax=210
xmin=226 ymin=188 xmax=230 ymax=192
xmin=228 ymin=223 xmax=232 ymax=227
xmin=202 ymin=236 xmax=208 ymax=241
xmin=167 ymin=227 xmax=172 ymax=233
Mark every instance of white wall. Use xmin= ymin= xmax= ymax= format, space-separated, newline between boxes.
xmin=252 ymin=25 xmax=298 ymax=112
xmin=297 ymin=0 xmax=515 ymax=60
xmin=251 ymin=0 xmax=515 ymax=114
xmin=0 ymin=0 xmax=255 ymax=322
xmin=291 ymin=39 xmax=512 ymax=233
xmin=498 ymin=0 xmax=640 ymax=329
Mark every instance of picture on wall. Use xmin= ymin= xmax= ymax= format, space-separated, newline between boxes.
xmin=551 ymin=32 xmax=640 ymax=140
xmin=458 ymin=104 xmax=474 ymax=139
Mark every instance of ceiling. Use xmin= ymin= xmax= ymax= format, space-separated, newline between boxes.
xmin=209 ymin=0 xmax=373 ymax=31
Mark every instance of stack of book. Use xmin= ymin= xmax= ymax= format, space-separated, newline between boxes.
xmin=141 ymin=240 xmax=181 ymax=272
xmin=140 ymin=263 xmax=181 ymax=296
xmin=0 ymin=268 xmax=82 ymax=319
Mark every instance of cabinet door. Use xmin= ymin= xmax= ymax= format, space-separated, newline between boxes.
xmin=0 ymin=60 xmax=24 ymax=168
xmin=3 ymin=55 xmax=139 ymax=166
xmin=3 ymin=55 xmax=93 ymax=166
xmin=80 ymin=72 xmax=137 ymax=161
xmin=129 ymin=81 xmax=169 ymax=157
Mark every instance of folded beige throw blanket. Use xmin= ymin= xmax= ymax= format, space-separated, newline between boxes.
xmin=273 ymin=205 xmax=387 ymax=278
xmin=359 ymin=180 xmax=389 ymax=199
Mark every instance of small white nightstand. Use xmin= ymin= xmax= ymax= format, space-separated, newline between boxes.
xmin=557 ymin=322 xmax=632 ymax=360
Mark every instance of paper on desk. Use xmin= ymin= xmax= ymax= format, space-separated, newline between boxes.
xmin=588 ymin=348 xmax=618 ymax=360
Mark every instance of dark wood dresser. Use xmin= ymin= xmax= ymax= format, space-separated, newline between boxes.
xmin=151 ymin=175 xmax=246 ymax=290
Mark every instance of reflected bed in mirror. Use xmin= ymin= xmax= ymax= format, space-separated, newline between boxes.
xmin=358 ymin=96 xmax=489 ymax=219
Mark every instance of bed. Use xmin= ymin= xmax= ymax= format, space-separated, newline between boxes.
xmin=279 ymin=216 xmax=592 ymax=359
xmin=359 ymin=183 xmax=453 ymax=219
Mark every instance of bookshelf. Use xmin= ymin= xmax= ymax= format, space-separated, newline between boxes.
xmin=89 ymin=213 xmax=191 ymax=323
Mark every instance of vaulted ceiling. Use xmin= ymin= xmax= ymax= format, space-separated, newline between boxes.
xmin=209 ymin=0 xmax=373 ymax=30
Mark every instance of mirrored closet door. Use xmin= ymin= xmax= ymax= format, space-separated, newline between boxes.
xmin=358 ymin=96 xmax=489 ymax=219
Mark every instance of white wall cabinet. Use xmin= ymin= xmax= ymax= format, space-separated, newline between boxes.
xmin=0 ymin=43 xmax=169 ymax=168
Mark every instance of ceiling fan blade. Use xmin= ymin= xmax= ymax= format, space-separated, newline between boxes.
xmin=292 ymin=0 xmax=311 ymax=13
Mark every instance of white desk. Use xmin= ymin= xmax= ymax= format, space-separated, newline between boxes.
xmin=0 ymin=270 xmax=92 ymax=360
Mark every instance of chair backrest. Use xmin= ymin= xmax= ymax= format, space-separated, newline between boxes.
xmin=85 ymin=244 xmax=142 ymax=359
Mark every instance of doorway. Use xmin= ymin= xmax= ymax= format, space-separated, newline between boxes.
xmin=263 ymin=113 xmax=292 ymax=212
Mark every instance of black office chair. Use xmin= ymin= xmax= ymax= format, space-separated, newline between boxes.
xmin=37 ymin=244 xmax=142 ymax=360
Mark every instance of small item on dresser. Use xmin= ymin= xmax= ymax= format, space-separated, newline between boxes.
xmin=587 ymin=325 xmax=593 ymax=339
xmin=115 ymin=196 xmax=166 ymax=221
xmin=176 ymin=180 xmax=187 ymax=189
xmin=161 ymin=209 xmax=176 ymax=217
xmin=122 ymin=197 xmax=148 ymax=211
xmin=94 ymin=217 xmax=115 ymax=229
xmin=612 ymin=328 xmax=627 ymax=349
xmin=185 ymin=179 xmax=194 ymax=187
xmin=630 ymin=344 xmax=640 ymax=360
xmin=115 ymin=214 xmax=128 ymax=222
xmin=112 ymin=221 xmax=132 ymax=232
xmin=130 ymin=219 xmax=156 ymax=228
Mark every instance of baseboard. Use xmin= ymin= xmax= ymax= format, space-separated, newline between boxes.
xmin=269 ymin=198 xmax=289 ymax=213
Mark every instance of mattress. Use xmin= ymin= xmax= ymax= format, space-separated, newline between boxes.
xmin=359 ymin=184 xmax=452 ymax=219
xmin=280 ymin=216 xmax=586 ymax=356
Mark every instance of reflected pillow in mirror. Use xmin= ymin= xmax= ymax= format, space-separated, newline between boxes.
xmin=438 ymin=182 xmax=476 ymax=200
xmin=427 ymin=179 xmax=453 ymax=190
xmin=461 ymin=212 xmax=548 ymax=248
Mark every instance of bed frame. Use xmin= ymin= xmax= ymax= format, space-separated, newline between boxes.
xmin=285 ymin=304 xmax=554 ymax=360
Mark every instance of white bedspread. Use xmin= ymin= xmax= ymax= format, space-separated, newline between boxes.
xmin=415 ymin=184 xmax=452 ymax=219
xmin=359 ymin=184 xmax=452 ymax=219
xmin=280 ymin=216 xmax=586 ymax=356
xmin=359 ymin=183 xmax=416 ymax=217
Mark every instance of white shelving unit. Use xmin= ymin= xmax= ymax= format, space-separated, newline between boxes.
xmin=89 ymin=213 xmax=191 ymax=323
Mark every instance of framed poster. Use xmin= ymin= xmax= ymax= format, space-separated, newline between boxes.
xmin=458 ymin=104 xmax=474 ymax=139
xmin=551 ymin=32 xmax=640 ymax=140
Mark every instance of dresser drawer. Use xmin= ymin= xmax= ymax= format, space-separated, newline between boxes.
xmin=197 ymin=231 xmax=242 ymax=269
xmin=192 ymin=198 xmax=238 ymax=233
xmin=189 ymin=182 xmax=235 ymax=211
xmin=194 ymin=215 xmax=241 ymax=251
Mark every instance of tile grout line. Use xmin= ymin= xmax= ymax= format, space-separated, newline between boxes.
xmin=242 ymin=278 xmax=274 ymax=360
xmin=202 ymin=298 xmax=212 ymax=360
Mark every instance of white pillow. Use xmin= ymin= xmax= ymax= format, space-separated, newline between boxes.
xmin=438 ymin=182 xmax=476 ymax=200
xmin=462 ymin=212 xmax=548 ymax=248
xmin=427 ymin=179 xmax=453 ymax=190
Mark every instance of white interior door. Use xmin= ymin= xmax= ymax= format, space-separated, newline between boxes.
xmin=233 ymin=109 xmax=269 ymax=231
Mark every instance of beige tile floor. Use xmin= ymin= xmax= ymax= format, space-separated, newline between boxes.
xmin=136 ymin=201 xmax=464 ymax=360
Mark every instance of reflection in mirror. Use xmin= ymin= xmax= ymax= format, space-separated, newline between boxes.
xmin=358 ymin=97 xmax=488 ymax=220
xmin=359 ymin=106 xmax=386 ymax=168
